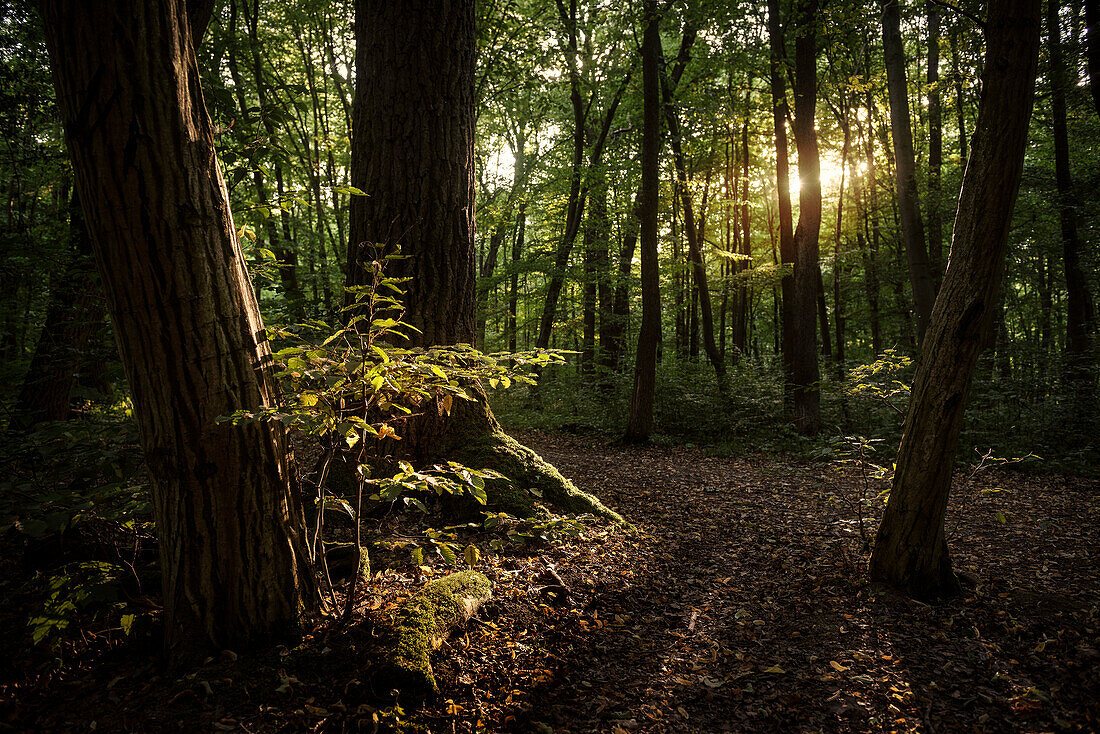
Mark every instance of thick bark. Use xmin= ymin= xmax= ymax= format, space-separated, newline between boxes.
xmin=790 ymin=0 xmax=822 ymax=434
xmin=768 ymin=0 xmax=797 ymax=409
xmin=882 ymin=0 xmax=936 ymax=345
xmin=1048 ymin=0 xmax=1097 ymax=397
xmin=40 ymin=0 xmax=318 ymax=658
xmin=348 ymin=2 xmax=615 ymax=520
xmin=869 ymin=0 xmax=1041 ymax=598
xmin=347 ymin=3 xmax=476 ymax=344
xmin=625 ymin=0 xmax=662 ymax=444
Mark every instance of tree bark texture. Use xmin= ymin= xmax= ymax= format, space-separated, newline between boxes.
xmin=882 ymin=0 xmax=936 ymax=345
xmin=39 ymin=0 xmax=318 ymax=657
xmin=869 ymin=0 xmax=1041 ymax=598
xmin=347 ymin=1 xmax=477 ymax=346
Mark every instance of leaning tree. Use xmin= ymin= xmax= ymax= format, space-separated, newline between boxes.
xmin=346 ymin=0 xmax=618 ymax=520
xmin=868 ymin=0 xmax=1042 ymax=598
xmin=39 ymin=0 xmax=317 ymax=659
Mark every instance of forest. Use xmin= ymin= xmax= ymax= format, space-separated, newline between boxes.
xmin=0 ymin=0 xmax=1097 ymax=731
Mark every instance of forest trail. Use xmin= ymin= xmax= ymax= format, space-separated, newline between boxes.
xmin=442 ymin=431 xmax=1100 ymax=733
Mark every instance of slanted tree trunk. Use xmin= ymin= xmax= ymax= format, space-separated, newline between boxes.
xmin=790 ymin=0 xmax=822 ymax=434
xmin=882 ymin=0 xmax=936 ymax=345
xmin=347 ymin=1 xmax=616 ymax=520
xmin=869 ymin=0 xmax=1041 ymax=598
xmin=625 ymin=0 xmax=662 ymax=444
xmin=40 ymin=0 xmax=318 ymax=659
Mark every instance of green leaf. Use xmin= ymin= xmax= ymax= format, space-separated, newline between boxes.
xmin=463 ymin=544 xmax=481 ymax=568
xmin=438 ymin=543 xmax=458 ymax=566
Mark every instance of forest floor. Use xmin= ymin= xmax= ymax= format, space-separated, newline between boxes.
xmin=2 ymin=430 xmax=1098 ymax=733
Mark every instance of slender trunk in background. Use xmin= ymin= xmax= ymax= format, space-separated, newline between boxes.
xmin=834 ymin=114 xmax=851 ymax=372
xmin=535 ymin=63 xmax=630 ymax=352
xmin=1047 ymin=0 xmax=1098 ymax=407
xmin=242 ymin=0 xmax=305 ymax=321
xmin=604 ymin=192 xmax=640 ymax=372
xmin=951 ymin=29 xmax=968 ymax=168
xmin=768 ymin=0 xmax=797 ymax=408
xmin=12 ymin=190 xmax=106 ymax=430
xmin=1087 ymin=0 xmax=1100 ymax=116
xmin=625 ymin=0 xmax=662 ymax=443
xmin=738 ymin=103 xmax=752 ymax=356
xmin=478 ymin=134 xmax=526 ymax=347
xmin=817 ymin=268 xmax=831 ymax=358
xmin=660 ymin=55 xmax=726 ymax=386
xmin=790 ymin=0 xmax=823 ymax=434
xmin=927 ymin=1 xmax=944 ymax=283
xmin=508 ymin=203 xmax=526 ymax=353
xmin=870 ymin=0 xmax=1041 ymax=598
xmin=40 ymin=0 xmax=318 ymax=659
xmin=882 ymin=0 xmax=936 ymax=346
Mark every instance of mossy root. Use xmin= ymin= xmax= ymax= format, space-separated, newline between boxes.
xmin=385 ymin=570 xmax=492 ymax=695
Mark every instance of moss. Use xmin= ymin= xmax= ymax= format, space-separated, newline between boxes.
xmin=450 ymin=428 xmax=623 ymax=523
xmin=387 ymin=571 xmax=492 ymax=694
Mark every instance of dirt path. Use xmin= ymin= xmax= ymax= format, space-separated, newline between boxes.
xmin=462 ymin=432 xmax=1099 ymax=733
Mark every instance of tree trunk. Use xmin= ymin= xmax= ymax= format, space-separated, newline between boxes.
xmin=790 ymin=0 xmax=822 ymax=435
xmin=768 ymin=0 xmax=798 ymax=410
xmin=869 ymin=0 xmax=1041 ymax=598
xmin=882 ymin=0 xmax=936 ymax=345
xmin=347 ymin=1 xmax=615 ymax=520
xmin=927 ymin=1 xmax=944 ymax=283
xmin=40 ymin=0 xmax=318 ymax=659
xmin=1087 ymin=0 xmax=1100 ymax=116
xmin=660 ymin=57 xmax=726 ymax=385
xmin=625 ymin=0 xmax=662 ymax=444
xmin=1047 ymin=0 xmax=1098 ymax=404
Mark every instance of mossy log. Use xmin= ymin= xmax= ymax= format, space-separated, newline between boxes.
xmin=386 ymin=570 xmax=492 ymax=694
xmin=392 ymin=386 xmax=622 ymax=522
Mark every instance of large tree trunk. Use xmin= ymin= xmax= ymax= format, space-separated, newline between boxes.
xmin=625 ymin=0 xmax=662 ymax=444
xmin=882 ymin=0 xmax=936 ymax=345
xmin=869 ymin=0 xmax=1041 ymax=598
xmin=348 ymin=1 xmax=615 ymax=520
xmin=40 ymin=0 xmax=318 ymax=659
xmin=790 ymin=0 xmax=822 ymax=435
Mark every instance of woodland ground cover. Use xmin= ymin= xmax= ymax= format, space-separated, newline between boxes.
xmin=1 ymin=426 xmax=1096 ymax=733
